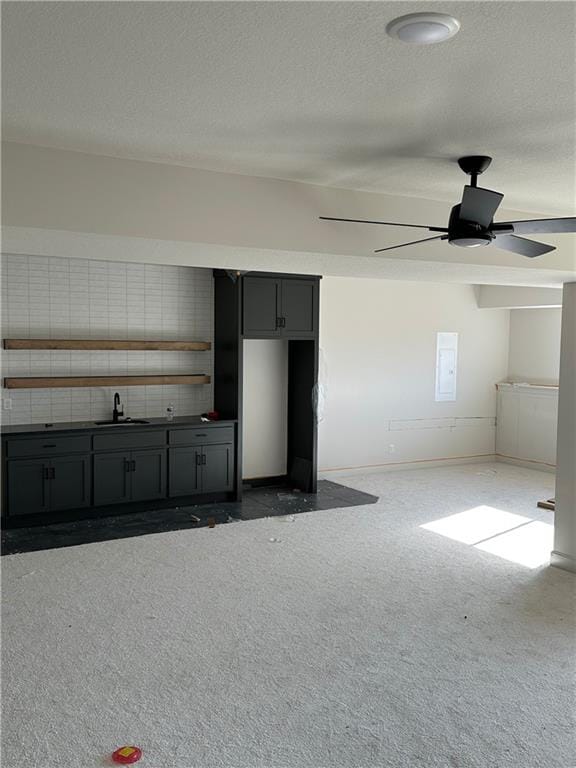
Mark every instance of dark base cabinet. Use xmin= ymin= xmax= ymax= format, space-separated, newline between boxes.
xmin=169 ymin=446 xmax=201 ymax=496
xmin=7 ymin=455 xmax=90 ymax=517
xmin=2 ymin=419 xmax=237 ymax=527
xmin=201 ymin=444 xmax=234 ymax=493
xmin=169 ymin=431 xmax=234 ymax=497
xmin=93 ymin=448 xmax=166 ymax=506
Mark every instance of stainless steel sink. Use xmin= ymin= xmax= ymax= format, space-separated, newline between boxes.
xmin=93 ymin=418 xmax=150 ymax=426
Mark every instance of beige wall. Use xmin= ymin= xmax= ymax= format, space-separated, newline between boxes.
xmin=508 ymin=308 xmax=562 ymax=385
xmin=4 ymin=141 xmax=575 ymax=282
xmin=318 ymin=278 xmax=510 ymax=471
xmin=242 ymin=340 xmax=288 ymax=479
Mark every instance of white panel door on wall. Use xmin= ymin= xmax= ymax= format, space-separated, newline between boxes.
xmin=242 ymin=339 xmax=288 ymax=479
xmin=496 ymin=383 xmax=558 ymax=466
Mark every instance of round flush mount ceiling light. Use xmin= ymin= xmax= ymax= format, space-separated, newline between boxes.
xmin=386 ymin=13 xmax=461 ymax=44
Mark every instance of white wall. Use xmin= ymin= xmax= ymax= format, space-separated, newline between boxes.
xmin=476 ymin=285 xmax=562 ymax=309
xmin=1 ymin=254 xmax=213 ymax=424
xmin=318 ymin=278 xmax=510 ymax=471
xmin=242 ymin=340 xmax=288 ymax=479
xmin=507 ymin=308 xmax=562 ymax=385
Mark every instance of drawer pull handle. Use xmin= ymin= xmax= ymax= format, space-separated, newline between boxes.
xmin=43 ymin=444 xmax=57 ymax=448
xmin=195 ymin=433 xmax=207 ymax=437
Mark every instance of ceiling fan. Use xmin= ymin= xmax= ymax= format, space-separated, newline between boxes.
xmin=320 ymin=156 xmax=576 ymax=258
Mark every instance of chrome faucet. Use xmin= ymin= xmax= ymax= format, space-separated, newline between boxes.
xmin=112 ymin=392 xmax=124 ymax=423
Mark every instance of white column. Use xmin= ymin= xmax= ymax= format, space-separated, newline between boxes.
xmin=552 ymin=282 xmax=576 ymax=572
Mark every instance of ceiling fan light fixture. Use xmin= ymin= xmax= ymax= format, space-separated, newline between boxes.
xmin=386 ymin=13 xmax=461 ymax=44
xmin=449 ymin=235 xmax=493 ymax=248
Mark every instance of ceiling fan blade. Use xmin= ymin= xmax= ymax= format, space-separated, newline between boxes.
xmin=495 ymin=217 xmax=576 ymax=235
xmin=374 ymin=235 xmax=446 ymax=254
xmin=460 ymin=186 xmax=504 ymax=228
xmin=319 ymin=216 xmax=447 ymax=231
xmin=493 ymin=234 xmax=555 ymax=258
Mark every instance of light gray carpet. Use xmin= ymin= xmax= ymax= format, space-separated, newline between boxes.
xmin=2 ymin=462 xmax=574 ymax=768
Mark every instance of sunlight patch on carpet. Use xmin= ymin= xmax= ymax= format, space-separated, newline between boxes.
xmin=421 ymin=506 xmax=552 ymax=568
xmin=421 ymin=506 xmax=532 ymax=545
xmin=475 ymin=520 xmax=554 ymax=568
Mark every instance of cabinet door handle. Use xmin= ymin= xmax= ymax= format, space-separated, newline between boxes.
xmin=124 ymin=459 xmax=131 ymax=473
xmin=44 ymin=467 xmax=51 ymax=480
xmin=51 ymin=467 xmax=56 ymax=480
xmin=202 ymin=454 xmax=207 ymax=465
xmin=276 ymin=316 xmax=283 ymax=329
xmin=131 ymin=460 xmax=136 ymax=472
xmin=196 ymin=453 xmax=202 ymax=466
xmin=281 ymin=317 xmax=286 ymax=328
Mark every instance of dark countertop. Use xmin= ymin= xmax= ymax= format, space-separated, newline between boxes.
xmin=1 ymin=414 xmax=237 ymax=437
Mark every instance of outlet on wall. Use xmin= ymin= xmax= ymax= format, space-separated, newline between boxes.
xmin=3 ymin=398 xmax=13 ymax=411
xmin=388 ymin=443 xmax=396 ymax=454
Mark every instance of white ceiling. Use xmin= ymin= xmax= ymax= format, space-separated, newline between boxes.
xmin=2 ymin=1 xmax=575 ymax=216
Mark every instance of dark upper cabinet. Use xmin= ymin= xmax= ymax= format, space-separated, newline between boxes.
xmin=50 ymin=455 xmax=91 ymax=511
xmin=7 ymin=459 xmax=49 ymax=516
xmin=243 ymin=277 xmax=282 ymax=337
xmin=242 ymin=275 xmax=318 ymax=339
xmin=282 ymin=279 xmax=317 ymax=336
xmin=7 ymin=455 xmax=90 ymax=516
xmin=201 ymin=443 xmax=234 ymax=493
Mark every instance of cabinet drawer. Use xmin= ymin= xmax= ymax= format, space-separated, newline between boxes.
xmin=169 ymin=426 xmax=234 ymax=446
xmin=93 ymin=430 xmax=166 ymax=452
xmin=6 ymin=435 xmax=91 ymax=458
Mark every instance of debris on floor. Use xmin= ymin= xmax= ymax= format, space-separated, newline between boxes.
xmin=537 ymin=498 xmax=555 ymax=510
xmin=276 ymin=514 xmax=296 ymax=523
xmin=269 ymin=537 xmax=282 ymax=543
xmin=112 ymin=745 xmax=142 ymax=764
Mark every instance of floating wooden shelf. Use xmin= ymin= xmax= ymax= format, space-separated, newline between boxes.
xmin=3 ymin=339 xmax=211 ymax=351
xmin=4 ymin=375 xmax=210 ymax=389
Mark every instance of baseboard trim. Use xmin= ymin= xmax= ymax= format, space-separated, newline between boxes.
xmin=550 ymin=551 xmax=576 ymax=573
xmin=319 ymin=454 xmax=497 ymax=478
xmin=496 ymin=454 xmax=556 ymax=474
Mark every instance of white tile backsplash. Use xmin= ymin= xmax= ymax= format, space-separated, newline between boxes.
xmin=1 ymin=254 xmax=214 ymax=425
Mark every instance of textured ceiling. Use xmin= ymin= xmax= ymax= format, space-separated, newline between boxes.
xmin=2 ymin=1 xmax=575 ymax=216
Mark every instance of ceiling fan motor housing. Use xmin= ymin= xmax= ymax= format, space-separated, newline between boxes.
xmin=447 ymin=204 xmax=494 ymax=247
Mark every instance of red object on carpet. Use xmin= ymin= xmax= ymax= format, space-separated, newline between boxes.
xmin=112 ymin=746 xmax=142 ymax=764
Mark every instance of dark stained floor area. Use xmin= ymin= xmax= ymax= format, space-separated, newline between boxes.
xmin=1 ymin=480 xmax=378 ymax=555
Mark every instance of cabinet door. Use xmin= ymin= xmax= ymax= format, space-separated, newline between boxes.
xmin=7 ymin=459 xmax=49 ymax=516
xmin=49 ymin=455 xmax=91 ymax=511
xmin=201 ymin=443 xmax=234 ymax=493
xmin=131 ymin=449 xmax=166 ymax=502
xmin=93 ymin=452 xmax=131 ymax=506
xmin=168 ymin=447 xmax=201 ymax=497
xmin=281 ymin=279 xmax=317 ymax=337
xmin=243 ymin=277 xmax=281 ymax=337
